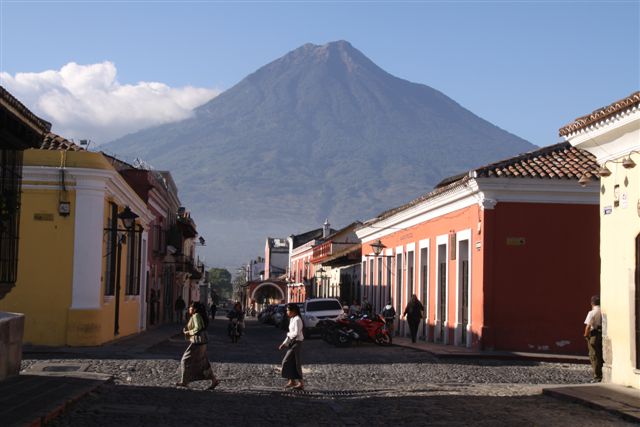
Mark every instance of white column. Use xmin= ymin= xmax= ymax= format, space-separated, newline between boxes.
xmin=71 ymin=176 xmax=107 ymax=309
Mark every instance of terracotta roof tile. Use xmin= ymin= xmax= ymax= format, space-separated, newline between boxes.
xmin=373 ymin=142 xmax=599 ymax=223
xmin=559 ymin=91 xmax=640 ymax=136
xmin=470 ymin=142 xmax=597 ymax=181
xmin=40 ymin=133 xmax=84 ymax=151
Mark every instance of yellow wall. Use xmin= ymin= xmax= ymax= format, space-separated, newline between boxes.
xmin=0 ymin=187 xmax=75 ymax=345
xmin=24 ymin=149 xmax=114 ymax=170
xmin=600 ymin=150 xmax=640 ymax=389
xmin=0 ymin=149 xmax=143 ymax=346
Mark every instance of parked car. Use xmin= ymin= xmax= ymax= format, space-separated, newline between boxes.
xmin=302 ymin=298 xmax=344 ymax=337
xmin=272 ymin=304 xmax=287 ymax=328
xmin=258 ymin=304 xmax=277 ymax=323
xmin=278 ymin=303 xmax=305 ymax=331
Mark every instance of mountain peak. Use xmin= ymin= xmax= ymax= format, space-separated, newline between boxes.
xmin=104 ymin=41 xmax=534 ymax=268
xmin=274 ymin=40 xmax=379 ymax=76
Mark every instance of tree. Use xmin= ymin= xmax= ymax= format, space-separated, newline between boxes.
xmin=208 ymin=268 xmax=232 ymax=298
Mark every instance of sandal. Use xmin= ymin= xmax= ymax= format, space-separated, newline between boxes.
xmin=292 ymin=384 xmax=304 ymax=390
xmin=207 ymin=380 xmax=220 ymax=390
xmin=175 ymin=382 xmax=188 ymax=388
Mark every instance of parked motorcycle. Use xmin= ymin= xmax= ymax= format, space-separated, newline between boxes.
xmin=321 ymin=314 xmax=391 ymax=347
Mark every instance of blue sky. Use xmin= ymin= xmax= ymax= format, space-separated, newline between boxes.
xmin=1 ymin=1 xmax=638 ymax=147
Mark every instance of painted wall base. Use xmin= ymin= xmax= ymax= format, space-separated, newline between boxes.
xmin=0 ymin=311 xmax=24 ymax=381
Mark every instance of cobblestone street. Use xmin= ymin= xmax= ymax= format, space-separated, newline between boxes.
xmin=24 ymin=318 xmax=633 ymax=426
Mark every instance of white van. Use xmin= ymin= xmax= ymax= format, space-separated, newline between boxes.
xmin=302 ymin=298 xmax=344 ymax=336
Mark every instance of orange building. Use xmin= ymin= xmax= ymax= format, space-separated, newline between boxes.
xmin=357 ymin=142 xmax=601 ymax=354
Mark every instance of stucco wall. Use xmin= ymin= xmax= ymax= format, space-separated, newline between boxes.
xmin=0 ymin=188 xmax=75 ymax=345
xmin=362 ymin=204 xmax=484 ymax=347
xmin=485 ymin=202 xmax=600 ymax=354
xmin=599 ymin=150 xmax=640 ymax=388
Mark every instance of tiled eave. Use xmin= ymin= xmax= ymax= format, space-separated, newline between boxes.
xmin=559 ymin=91 xmax=640 ymax=137
xmin=0 ymin=85 xmax=51 ymax=135
xmin=357 ymin=142 xmax=600 ymax=242
xmin=41 ymin=133 xmax=84 ymax=151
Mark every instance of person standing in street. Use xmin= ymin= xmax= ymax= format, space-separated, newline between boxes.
xmin=348 ymin=299 xmax=361 ymax=317
xmin=227 ymin=302 xmax=245 ymax=337
xmin=362 ymin=297 xmax=373 ymax=317
xmin=381 ymin=300 xmax=396 ymax=343
xmin=402 ymin=294 xmax=424 ymax=343
xmin=210 ymin=302 xmax=217 ymax=320
xmin=176 ymin=302 xmax=219 ymax=390
xmin=584 ymin=295 xmax=603 ymax=382
xmin=278 ymin=303 xmax=304 ymax=390
xmin=175 ymin=295 xmax=186 ymax=324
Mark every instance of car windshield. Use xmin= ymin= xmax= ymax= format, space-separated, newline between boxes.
xmin=306 ymin=300 xmax=342 ymax=311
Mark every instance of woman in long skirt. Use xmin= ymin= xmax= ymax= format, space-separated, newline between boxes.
xmin=278 ymin=303 xmax=304 ymax=390
xmin=177 ymin=302 xmax=219 ymax=390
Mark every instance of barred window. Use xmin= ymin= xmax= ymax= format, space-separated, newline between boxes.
xmin=125 ymin=225 xmax=142 ymax=295
xmin=0 ymin=149 xmax=23 ymax=288
xmin=104 ymin=203 xmax=118 ymax=296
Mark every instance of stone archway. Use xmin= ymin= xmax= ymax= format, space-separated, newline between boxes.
xmin=251 ymin=281 xmax=286 ymax=303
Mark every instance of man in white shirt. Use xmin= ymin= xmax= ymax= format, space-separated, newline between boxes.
xmin=583 ymin=295 xmax=603 ymax=382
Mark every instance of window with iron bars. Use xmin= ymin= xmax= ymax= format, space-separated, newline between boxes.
xmin=0 ymin=149 xmax=23 ymax=290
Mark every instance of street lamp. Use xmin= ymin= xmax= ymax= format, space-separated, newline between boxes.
xmin=112 ymin=206 xmax=139 ymax=336
xmin=366 ymin=239 xmax=394 ymax=303
xmin=316 ymin=267 xmax=326 ymax=298
xmin=371 ymin=239 xmax=386 ymax=256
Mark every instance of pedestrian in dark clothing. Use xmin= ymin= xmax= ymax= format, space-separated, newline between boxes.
xmin=402 ymin=294 xmax=424 ymax=343
xmin=381 ymin=301 xmax=396 ymax=343
xmin=210 ymin=303 xmax=217 ymax=320
xmin=584 ymin=295 xmax=603 ymax=382
xmin=362 ymin=297 xmax=373 ymax=317
xmin=175 ymin=295 xmax=186 ymax=324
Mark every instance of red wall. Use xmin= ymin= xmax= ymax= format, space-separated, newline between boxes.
xmin=482 ymin=202 xmax=600 ymax=354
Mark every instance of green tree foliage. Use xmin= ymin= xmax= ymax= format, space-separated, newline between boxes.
xmin=208 ymin=268 xmax=232 ymax=298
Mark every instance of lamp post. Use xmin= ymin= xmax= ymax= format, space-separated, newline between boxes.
xmin=113 ymin=206 xmax=139 ymax=336
xmin=368 ymin=239 xmax=394 ymax=303
xmin=316 ymin=267 xmax=326 ymax=298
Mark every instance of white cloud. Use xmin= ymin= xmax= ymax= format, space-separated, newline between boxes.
xmin=0 ymin=62 xmax=220 ymax=144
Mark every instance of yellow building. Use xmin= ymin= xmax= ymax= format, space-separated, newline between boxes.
xmin=562 ymin=91 xmax=640 ymax=389
xmin=0 ymin=134 xmax=152 ymax=346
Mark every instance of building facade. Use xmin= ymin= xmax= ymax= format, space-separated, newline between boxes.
xmin=562 ymin=91 xmax=640 ymax=388
xmin=0 ymin=137 xmax=153 ymax=346
xmin=357 ymin=143 xmax=600 ymax=354
xmin=0 ymin=86 xmax=50 ymax=380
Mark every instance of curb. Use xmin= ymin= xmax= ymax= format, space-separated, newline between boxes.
xmin=543 ymin=386 xmax=640 ymax=423
xmin=5 ymin=373 xmax=112 ymax=427
xmin=392 ymin=341 xmax=589 ymax=364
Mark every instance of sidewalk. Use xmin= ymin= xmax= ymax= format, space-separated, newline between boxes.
xmin=392 ymin=336 xmax=590 ymax=363
xmin=393 ymin=336 xmax=639 ymax=422
xmin=22 ymin=322 xmax=183 ymax=357
xmin=543 ymin=383 xmax=640 ymax=423
xmin=1 ymin=323 xmax=181 ymax=427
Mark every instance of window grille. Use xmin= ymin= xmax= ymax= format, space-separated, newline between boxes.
xmin=0 ymin=149 xmax=23 ymax=288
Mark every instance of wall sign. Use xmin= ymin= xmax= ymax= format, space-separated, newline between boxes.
xmin=506 ymin=237 xmax=526 ymax=246
xmin=34 ymin=213 xmax=54 ymax=221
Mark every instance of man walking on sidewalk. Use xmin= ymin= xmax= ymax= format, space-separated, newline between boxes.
xmin=583 ymin=295 xmax=603 ymax=382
